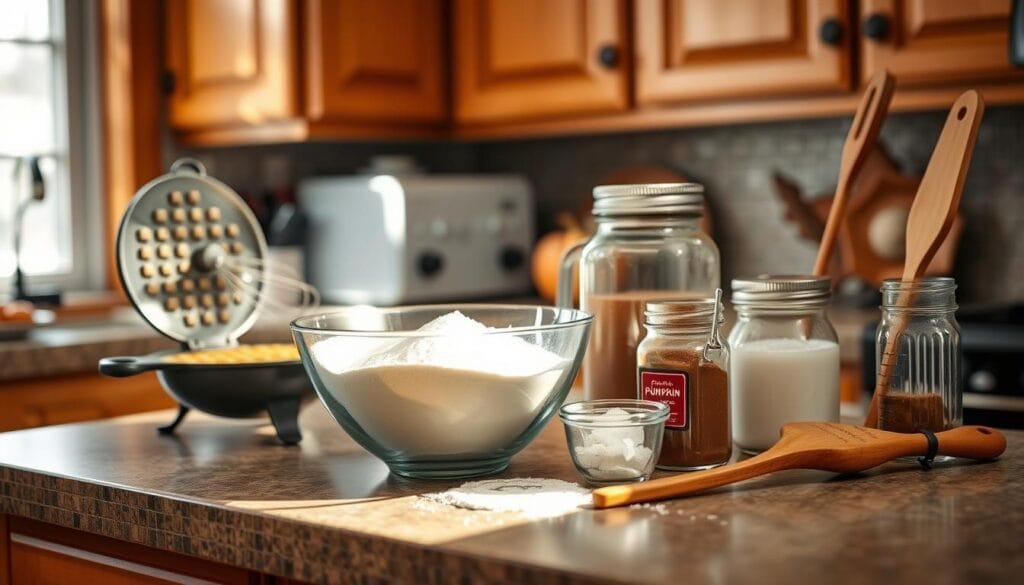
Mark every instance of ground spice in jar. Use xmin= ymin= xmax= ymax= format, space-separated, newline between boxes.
xmin=636 ymin=297 xmax=731 ymax=470
xmin=878 ymin=393 xmax=947 ymax=433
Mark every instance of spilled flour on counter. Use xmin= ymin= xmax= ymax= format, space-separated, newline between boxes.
xmin=420 ymin=478 xmax=591 ymax=518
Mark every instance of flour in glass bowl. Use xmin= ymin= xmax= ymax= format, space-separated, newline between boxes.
xmin=310 ymin=311 xmax=573 ymax=456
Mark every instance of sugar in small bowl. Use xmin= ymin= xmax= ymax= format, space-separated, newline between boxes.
xmin=559 ymin=400 xmax=669 ymax=485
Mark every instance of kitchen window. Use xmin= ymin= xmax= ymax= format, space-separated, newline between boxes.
xmin=0 ymin=0 xmax=103 ymax=295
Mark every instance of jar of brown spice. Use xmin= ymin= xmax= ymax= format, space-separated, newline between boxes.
xmin=876 ymin=277 xmax=962 ymax=436
xmin=637 ymin=296 xmax=731 ymax=470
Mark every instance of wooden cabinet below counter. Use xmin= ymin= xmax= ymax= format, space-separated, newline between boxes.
xmin=2 ymin=516 xmax=271 ymax=585
xmin=0 ymin=373 xmax=173 ymax=432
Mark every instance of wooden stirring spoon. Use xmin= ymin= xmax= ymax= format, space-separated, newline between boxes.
xmin=592 ymin=423 xmax=1005 ymax=508
xmin=814 ymin=69 xmax=895 ymax=275
xmin=864 ymin=90 xmax=985 ymax=428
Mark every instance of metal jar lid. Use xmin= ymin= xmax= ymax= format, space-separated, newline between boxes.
xmin=730 ymin=275 xmax=832 ymax=308
xmin=592 ymin=183 xmax=704 ymax=217
xmin=645 ymin=298 xmax=722 ymax=329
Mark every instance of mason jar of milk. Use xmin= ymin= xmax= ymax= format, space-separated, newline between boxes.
xmin=728 ymin=275 xmax=840 ymax=454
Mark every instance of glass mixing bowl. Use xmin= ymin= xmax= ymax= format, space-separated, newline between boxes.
xmin=291 ymin=304 xmax=592 ymax=479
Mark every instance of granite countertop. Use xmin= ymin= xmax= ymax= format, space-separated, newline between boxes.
xmin=0 ymin=405 xmax=1019 ymax=584
xmin=0 ymin=308 xmax=308 ymax=382
xmin=0 ymin=302 xmax=877 ymax=383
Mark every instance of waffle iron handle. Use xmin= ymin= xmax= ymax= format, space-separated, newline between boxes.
xmin=99 ymin=356 xmax=158 ymax=377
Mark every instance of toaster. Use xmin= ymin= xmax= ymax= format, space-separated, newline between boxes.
xmin=299 ymin=173 xmax=535 ymax=305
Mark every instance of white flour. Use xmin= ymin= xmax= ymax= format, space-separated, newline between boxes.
xmin=421 ymin=478 xmax=591 ymax=517
xmin=310 ymin=312 xmax=572 ymax=456
xmin=572 ymin=408 xmax=653 ymax=481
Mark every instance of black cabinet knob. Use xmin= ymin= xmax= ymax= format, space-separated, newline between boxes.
xmin=819 ymin=18 xmax=843 ymax=46
xmin=161 ymin=70 xmax=177 ymax=95
xmin=597 ymin=44 xmax=619 ymax=68
xmin=417 ymin=251 xmax=444 ymax=278
xmin=864 ymin=13 xmax=890 ymax=41
xmin=499 ymin=246 xmax=526 ymax=271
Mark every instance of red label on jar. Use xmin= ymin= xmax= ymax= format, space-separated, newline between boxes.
xmin=639 ymin=368 xmax=689 ymax=429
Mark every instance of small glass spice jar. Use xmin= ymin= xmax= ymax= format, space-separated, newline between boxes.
xmin=875 ymin=277 xmax=962 ymax=434
xmin=728 ymin=275 xmax=840 ymax=454
xmin=636 ymin=295 xmax=731 ymax=470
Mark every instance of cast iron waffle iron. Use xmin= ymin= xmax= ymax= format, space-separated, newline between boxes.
xmin=99 ymin=158 xmax=314 ymax=444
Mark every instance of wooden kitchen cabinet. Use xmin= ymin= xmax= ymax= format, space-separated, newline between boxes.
xmin=305 ymin=0 xmax=446 ymax=124
xmin=3 ymin=516 xmax=260 ymax=584
xmin=860 ymin=0 xmax=1024 ymax=87
xmin=166 ymin=0 xmax=446 ymax=144
xmin=158 ymin=0 xmax=1024 ymax=143
xmin=452 ymin=0 xmax=630 ymax=124
xmin=165 ymin=0 xmax=300 ymax=130
xmin=635 ymin=0 xmax=852 ymax=105
xmin=0 ymin=373 xmax=174 ymax=432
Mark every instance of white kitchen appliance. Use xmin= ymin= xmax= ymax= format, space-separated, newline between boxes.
xmin=299 ymin=172 xmax=534 ymax=305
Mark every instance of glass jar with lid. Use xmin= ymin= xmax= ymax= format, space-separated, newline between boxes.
xmin=558 ymin=183 xmax=720 ymax=402
xmin=728 ymin=275 xmax=840 ymax=454
xmin=637 ymin=296 xmax=731 ymax=470
xmin=875 ymin=277 xmax=961 ymax=434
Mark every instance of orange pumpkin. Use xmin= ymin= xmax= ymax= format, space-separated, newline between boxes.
xmin=531 ymin=213 xmax=587 ymax=303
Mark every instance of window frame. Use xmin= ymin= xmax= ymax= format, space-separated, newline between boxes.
xmin=0 ymin=0 xmax=105 ymax=293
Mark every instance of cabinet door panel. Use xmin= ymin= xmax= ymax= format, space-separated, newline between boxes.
xmin=306 ymin=0 xmax=445 ymax=123
xmin=0 ymin=373 xmax=173 ymax=432
xmin=636 ymin=0 xmax=851 ymax=105
xmin=8 ymin=519 xmax=254 ymax=584
xmin=860 ymin=0 xmax=1022 ymax=86
xmin=454 ymin=0 xmax=629 ymax=124
xmin=166 ymin=0 xmax=298 ymax=129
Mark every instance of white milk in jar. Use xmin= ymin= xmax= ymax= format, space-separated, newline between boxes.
xmin=731 ymin=338 xmax=839 ymax=451
xmin=728 ymin=276 xmax=840 ymax=454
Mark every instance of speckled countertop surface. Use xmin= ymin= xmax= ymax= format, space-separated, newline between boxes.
xmin=0 ymin=308 xmax=310 ymax=382
xmin=0 ymin=303 xmax=876 ymax=382
xmin=0 ymin=404 xmax=1019 ymax=584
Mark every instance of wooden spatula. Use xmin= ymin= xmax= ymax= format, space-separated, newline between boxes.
xmin=814 ymin=69 xmax=895 ymax=275
xmin=864 ymin=90 xmax=985 ymax=428
xmin=591 ymin=422 xmax=1005 ymax=508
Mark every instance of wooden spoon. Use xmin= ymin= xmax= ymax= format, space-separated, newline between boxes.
xmin=813 ymin=69 xmax=895 ymax=275
xmin=592 ymin=422 xmax=1005 ymax=508
xmin=864 ymin=90 xmax=985 ymax=428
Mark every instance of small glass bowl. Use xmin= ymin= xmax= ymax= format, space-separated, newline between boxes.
xmin=559 ymin=399 xmax=669 ymax=485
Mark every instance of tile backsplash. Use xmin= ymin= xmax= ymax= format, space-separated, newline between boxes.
xmin=173 ymin=106 xmax=1024 ymax=304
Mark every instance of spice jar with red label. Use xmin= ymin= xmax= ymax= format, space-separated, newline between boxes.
xmin=636 ymin=294 xmax=731 ymax=470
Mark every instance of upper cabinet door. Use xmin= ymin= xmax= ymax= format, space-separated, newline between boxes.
xmin=165 ymin=0 xmax=299 ymax=130
xmin=306 ymin=0 xmax=446 ymax=124
xmin=859 ymin=0 xmax=1023 ymax=86
xmin=453 ymin=0 xmax=629 ymax=124
xmin=636 ymin=0 xmax=851 ymax=105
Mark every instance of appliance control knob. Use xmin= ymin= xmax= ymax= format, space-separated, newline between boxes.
xmin=499 ymin=246 xmax=526 ymax=271
xmin=968 ymin=370 xmax=997 ymax=393
xmin=430 ymin=219 xmax=449 ymax=239
xmin=484 ymin=215 xmax=502 ymax=235
xmin=417 ymin=251 xmax=444 ymax=278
